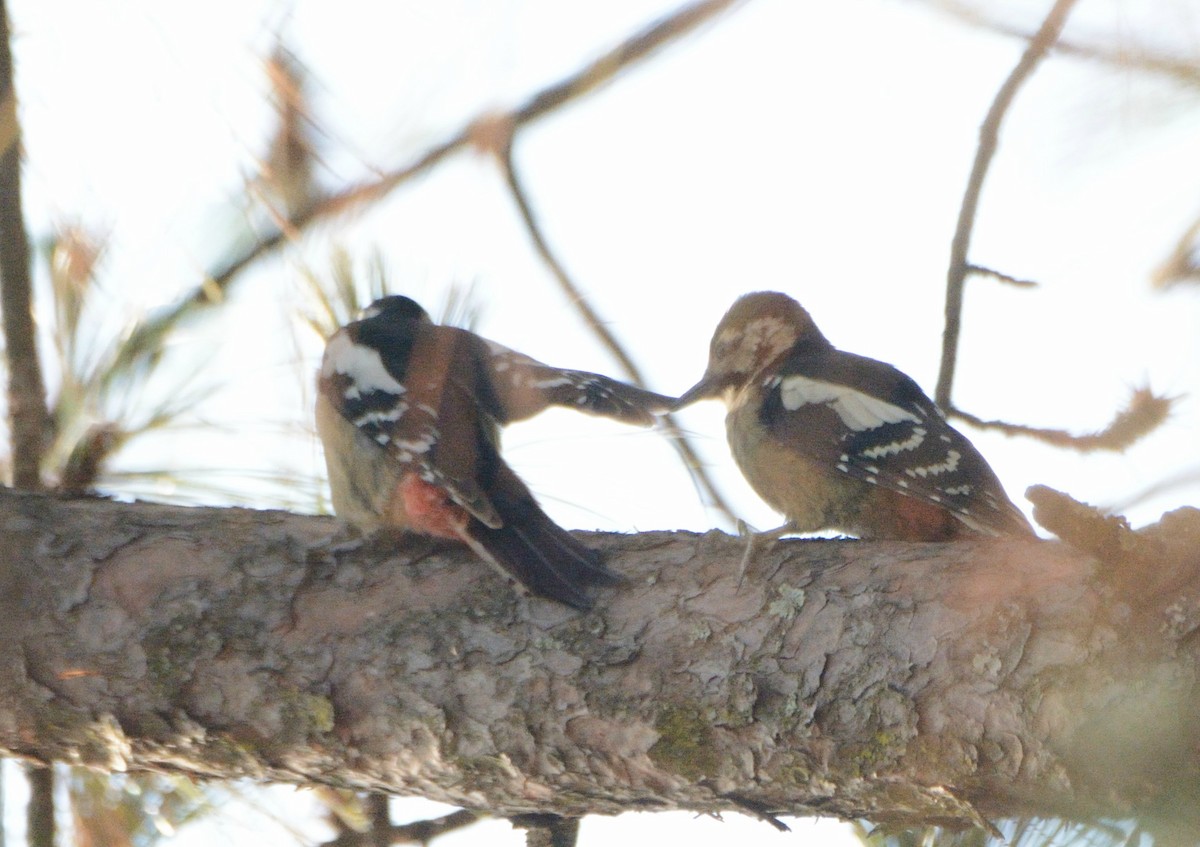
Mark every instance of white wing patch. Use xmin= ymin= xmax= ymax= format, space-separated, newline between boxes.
xmin=778 ymin=375 xmax=920 ymax=431
xmin=323 ymin=333 xmax=406 ymax=399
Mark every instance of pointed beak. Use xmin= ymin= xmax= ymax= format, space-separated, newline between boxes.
xmin=672 ymin=371 xmax=723 ymax=411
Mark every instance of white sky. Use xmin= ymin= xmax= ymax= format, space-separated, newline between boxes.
xmin=6 ymin=0 xmax=1200 ymax=844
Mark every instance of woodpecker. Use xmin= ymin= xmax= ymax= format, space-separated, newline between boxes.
xmin=316 ymin=295 xmax=672 ymax=609
xmin=674 ymin=291 xmax=1034 ymax=541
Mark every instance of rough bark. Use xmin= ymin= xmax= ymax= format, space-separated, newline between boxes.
xmin=0 ymin=487 xmax=1198 ymax=832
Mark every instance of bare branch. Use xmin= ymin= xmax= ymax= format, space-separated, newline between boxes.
xmin=1026 ymin=484 xmax=1136 ymax=564
xmin=110 ymin=0 xmax=744 ymax=382
xmin=24 ymin=764 xmax=54 ymax=847
xmin=1151 ymin=212 xmax=1200 ymax=289
xmin=950 ymin=386 xmax=1173 ymax=453
xmin=0 ymin=0 xmax=48 ymax=489
xmin=493 ymin=122 xmax=740 ymax=527
xmin=928 ymin=0 xmax=1200 ymax=90
xmin=259 ymin=45 xmax=318 ymax=218
xmin=512 ymin=815 xmax=578 ymax=847
xmin=509 ymin=0 xmax=743 ymax=124
xmin=964 ymin=264 xmax=1039 ymax=289
xmin=320 ymin=809 xmax=481 ymax=847
xmin=367 ymin=794 xmax=390 ymax=847
xmin=936 ymin=0 xmax=1079 ymax=409
xmin=390 ymin=810 xmax=481 ymax=845
xmin=1109 ymin=466 xmax=1200 ymax=514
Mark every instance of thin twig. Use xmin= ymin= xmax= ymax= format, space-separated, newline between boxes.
xmin=965 ymin=263 xmax=1039 ymax=288
xmin=496 ymin=127 xmax=740 ymax=526
xmin=1108 ymin=466 xmax=1200 ymax=513
xmin=950 ymin=386 xmax=1172 ymax=453
xmin=930 ymin=0 xmax=1200 ymax=90
xmin=511 ymin=0 xmax=743 ymax=123
xmin=391 ymin=809 xmax=481 ymax=845
xmin=936 ymin=0 xmax=1080 ymax=409
xmin=512 ymin=814 xmax=580 ymax=847
xmin=367 ymin=794 xmax=390 ymax=847
xmin=111 ymin=0 xmax=744 ymax=385
xmin=24 ymin=764 xmax=54 ymax=847
xmin=0 ymin=0 xmax=49 ymax=489
xmin=722 ymin=793 xmax=791 ymax=831
xmin=1151 ymin=212 xmax=1200 ymax=289
xmin=320 ymin=809 xmax=481 ymax=847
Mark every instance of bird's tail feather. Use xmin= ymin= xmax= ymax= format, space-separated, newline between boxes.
xmin=461 ymin=505 xmax=621 ymax=610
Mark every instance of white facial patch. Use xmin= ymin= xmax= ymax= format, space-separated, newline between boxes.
xmin=324 ymin=333 xmax=406 ymax=399
xmin=714 ymin=317 xmax=797 ymax=374
xmin=779 ymin=375 xmax=920 ymax=431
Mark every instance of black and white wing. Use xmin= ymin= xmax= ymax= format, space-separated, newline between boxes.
xmin=760 ymin=347 xmax=1033 ymax=537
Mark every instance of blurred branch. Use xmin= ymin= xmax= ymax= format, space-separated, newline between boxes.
xmin=1151 ymin=212 xmax=1200 ymax=289
xmin=24 ymin=765 xmax=54 ymax=847
xmin=965 ymin=263 xmax=1039 ymax=289
xmin=1109 ymin=466 xmax=1200 ymax=514
xmin=950 ymin=386 xmax=1173 ymax=453
xmin=389 ymin=810 xmax=480 ymax=845
xmin=0 ymin=0 xmax=48 ymax=489
xmin=929 ymin=0 xmax=1200 ymax=89
xmin=936 ymin=0 xmax=1079 ymax=409
xmin=1025 ymin=484 xmax=1136 ymax=565
xmin=493 ymin=120 xmax=740 ymax=526
xmin=512 ymin=815 xmax=579 ymax=847
xmin=321 ymin=809 xmax=480 ymax=846
xmin=508 ymin=0 xmax=743 ymax=123
xmin=258 ymin=45 xmax=318 ymax=218
xmin=367 ymin=794 xmax=389 ymax=847
xmin=108 ymin=0 xmax=744 ymax=384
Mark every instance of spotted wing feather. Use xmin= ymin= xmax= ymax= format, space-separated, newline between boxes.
xmin=761 ymin=347 xmax=1031 ymax=536
xmin=476 ymin=338 xmax=671 ymax=426
xmin=320 ymin=322 xmax=502 ymax=528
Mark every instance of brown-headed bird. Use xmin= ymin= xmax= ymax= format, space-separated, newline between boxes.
xmin=674 ymin=291 xmax=1034 ymax=541
xmin=316 ymin=295 xmax=671 ymax=608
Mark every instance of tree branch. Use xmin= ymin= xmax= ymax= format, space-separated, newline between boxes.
xmin=936 ymin=0 xmax=1079 ymax=409
xmin=109 ymin=0 xmax=743 ymax=383
xmin=964 ymin=264 xmax=1039 ymax=289
xmin=493 ymin=126 xmax=739 ymax=527
xmin=320 ymin=808 xmax=480 ymax=847
xmin=512 ymin=815 xmax=578 ymax=847
xmin=23 ymin=763 xmax=53 ymax=847
xmin=928 ymin=0 xmax=1200 ymax=90
xmin=0 ymin=0 xmax=49 ymax=489
xmin=950 ymin=386 xmax=1173 ymax=453
xmin=1 ymin=488 xmax=1199 ymax=833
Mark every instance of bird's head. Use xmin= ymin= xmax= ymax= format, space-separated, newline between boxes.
xmin=359 ymin=295 xmax=432 ymax=324
xmin=674 ymin=291 xmax=825 ymax=409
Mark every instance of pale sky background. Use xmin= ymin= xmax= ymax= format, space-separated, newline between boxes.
xmin=5 ymin=0 xmax=1200 ymax=844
